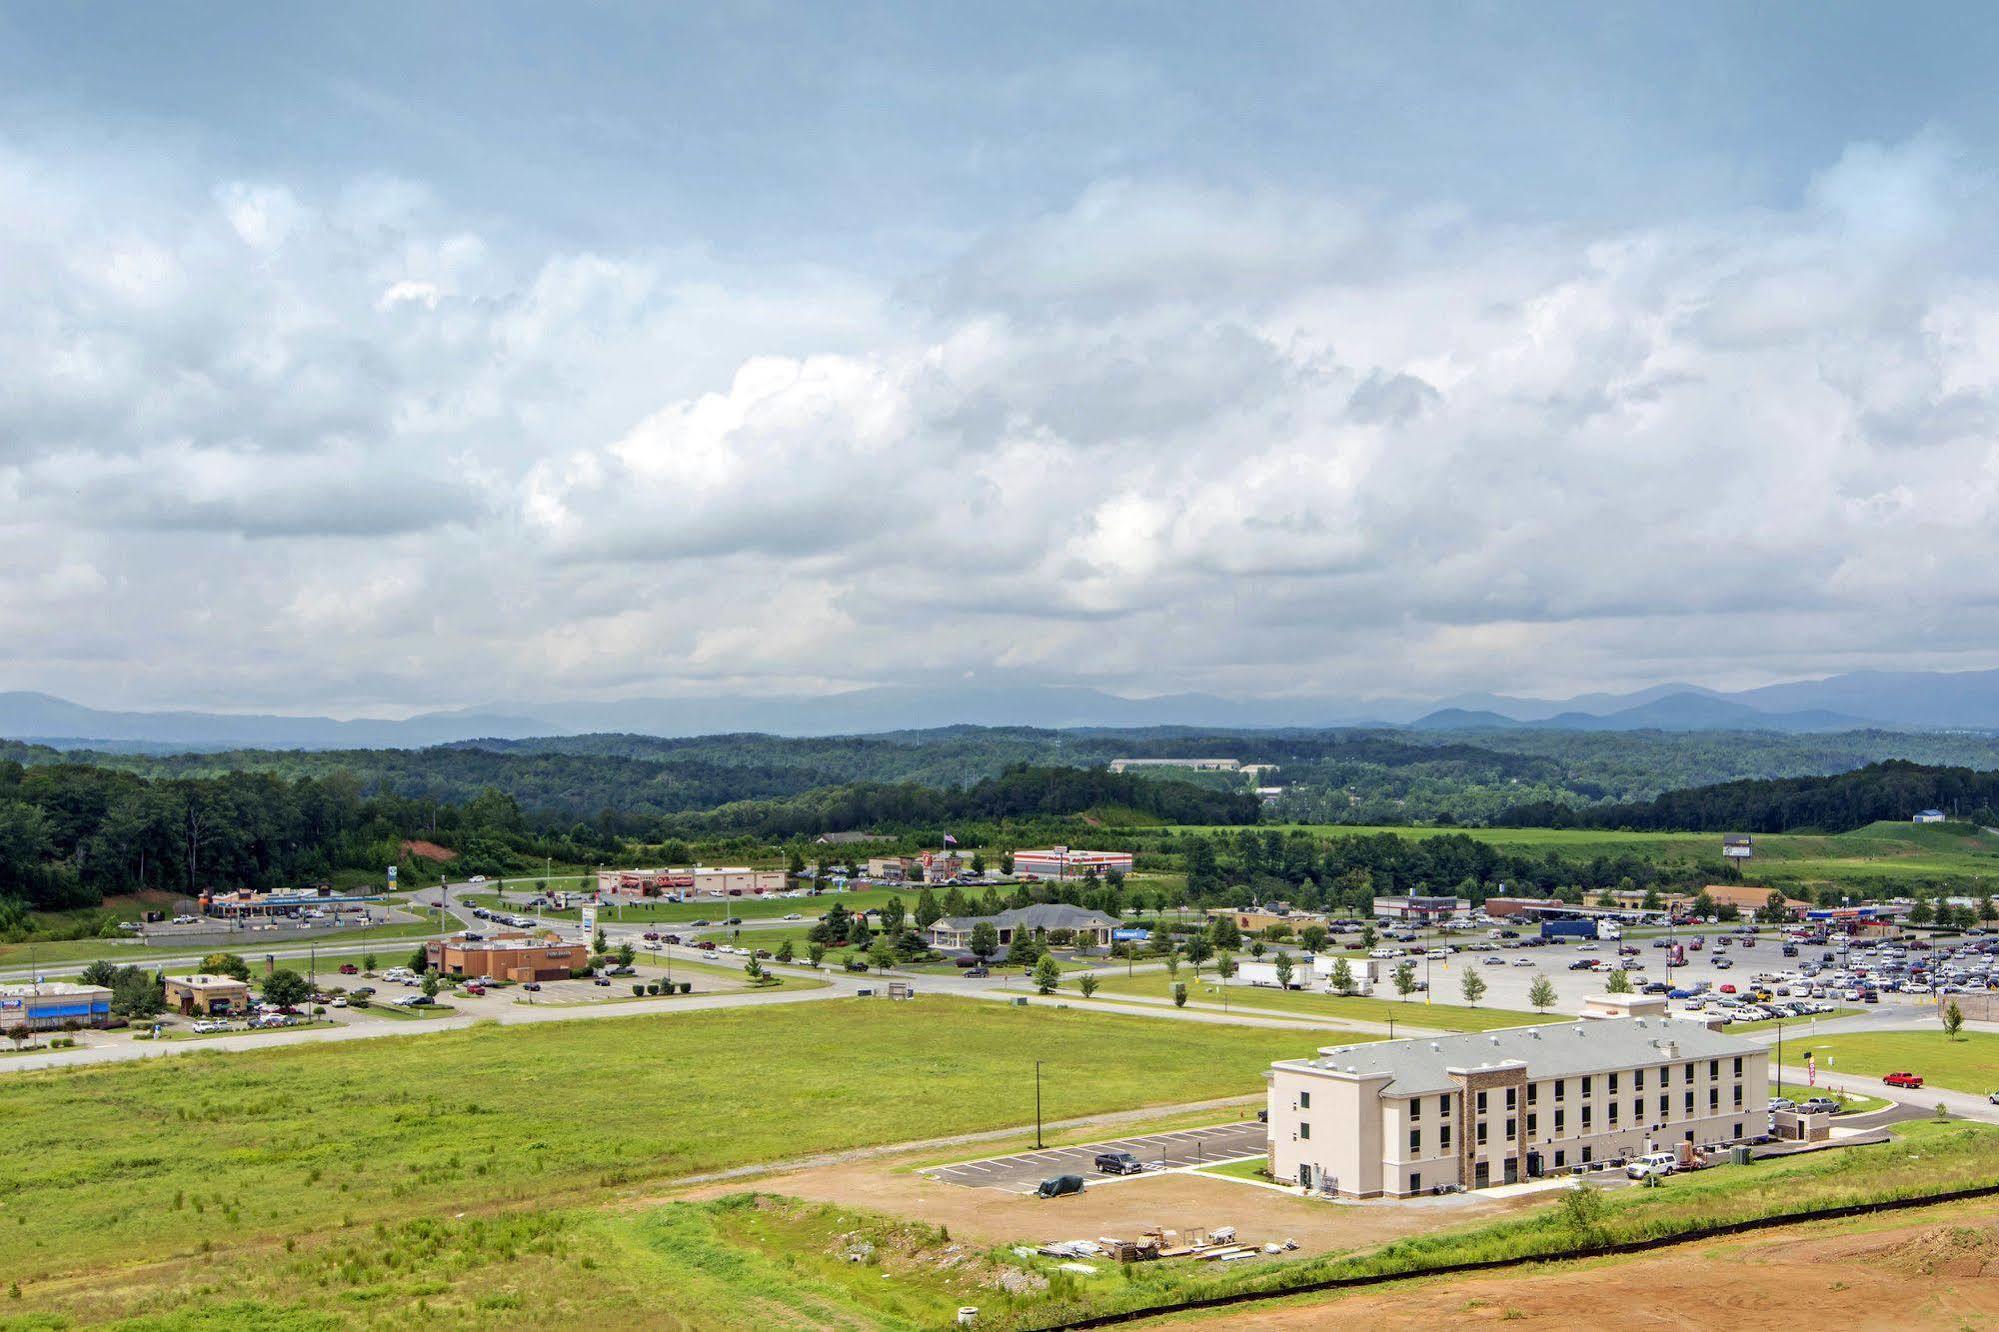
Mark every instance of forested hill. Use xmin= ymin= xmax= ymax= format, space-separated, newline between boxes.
xmin=1499 ymin=759 xmax=1999 ymax=834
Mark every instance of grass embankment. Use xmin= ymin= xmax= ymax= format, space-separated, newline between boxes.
xmin=1783 ymin=1030 xmax=1999 ymax=1095
xmin=1081 ymin=971 xmax=1545 ymax=1032
xmin=1007 ymin=1118 xmax=1999 ymax=1329
xmin=0 ymin=997 xmax=1306 ymax=1313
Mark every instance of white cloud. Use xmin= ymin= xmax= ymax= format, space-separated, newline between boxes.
xmin=3 ymin=130 xmax=1999 ymax=711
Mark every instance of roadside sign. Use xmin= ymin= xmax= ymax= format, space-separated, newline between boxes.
xmin=580 ymin=904 xmax=598 ymax=937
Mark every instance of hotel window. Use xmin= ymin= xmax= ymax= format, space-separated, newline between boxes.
xmin=1553 ymin=1109 xmax=1565 ymax=1133
xmin=1607 ymin=1072 xmax=1619 ymax=1095
xmin=1709 ymin=1060 xmax=1720 ymax=1079
xmin=1554 ymin=1080 xmax=1566 ymax=1102
xmin=1477 ymin=1091 xmax=1488 ymax=1113
xmin=1658 ymin=1065 xmax=1670 ymax=1087
xmin=1579 ymin=1076 xmax=1592 ymax=1098
xmin=1685 ymin=1062 xmax=1695 ymax=1082
xmin=1505 ymin=1087 xmax=1517 ymax=1111
xmin=1608 ymin=1101 xmax=1619 ymax=1125
xmin=1733 ymin=1085 xmax=1743 ymax=1108
xmin=1300 ymin=1123 xmax=1311 ymax=1140
xmin=1476 ymin=1121 xmax=1488 ymax=1146
xmin=1659 ymin=1094 xmax=1670 ymax=1118
xmin=1709 ymin=1088 xmax=1720 ymax=1111
xmin=1300 ymin=1091 xmax=1311 ymax=1110
xmin=1633 ymin=1099 xmax=1643 ymax=1122
xmin=1733 ymin=1057 xmax=1744 ymax=1076
xmin=1527 ymin=1112 xmax=1538 ymax=1135
xmin=1635 ymin=1068 xmax=1645 ymax=1091
xmin=1581 ymin=1104 xmax=1592 ymax=1129
xmin=1440 ymin=1124 xmax=1453 ymax=1151
xmin=1527 ymin=1083 xmax=1539 ymax=1106
xmin=1410 ymin=1097 xmax=1421 ymax=1120
xmin=1506 ymin=1117 xmax=1516 ymax=1139
xmin=1410 ymin=1172 xmax=1422 ymax=1194
xmin=1440 ymin=1095 xmax=1452 ymax=1117
xmin=1581 ymin=1144 xmax=1593 ymax=1163
xmin=1409 ymin=1128 xmax=1421 ymax=1154
xmin=1684 ymin=1091 xmax=1695 ymax=1113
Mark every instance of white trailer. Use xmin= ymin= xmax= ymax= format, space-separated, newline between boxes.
xmin=1237 ymin=960 xmax=1305 ymax=990
xmin=1310 ymin=955 xmax=1379 ymax=995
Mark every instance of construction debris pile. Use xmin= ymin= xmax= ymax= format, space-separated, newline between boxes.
xmin=1035 ymin=1225 xmax=1298 ymax=1267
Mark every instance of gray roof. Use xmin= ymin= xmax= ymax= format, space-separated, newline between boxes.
xmin=934 ymin=903 xmax=1120 ymax=933
xmin=1288 ymin=1018 xmax=1761 ymax=1097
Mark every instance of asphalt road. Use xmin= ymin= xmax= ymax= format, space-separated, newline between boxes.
xmin=928 ymin=1121 xmax=1270 ymax=1193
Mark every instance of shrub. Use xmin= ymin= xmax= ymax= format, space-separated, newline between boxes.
xmin=632 ymin=984 xmax=646 ymax=997
xmin=678 ymin=982 xmax=692 ymax=995
xmin=647 ymin=983 xmax=661 ymax=996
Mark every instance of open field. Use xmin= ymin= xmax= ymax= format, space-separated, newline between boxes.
xmin=1180 ymin=819 xmax=1999 ymax=887
xmin=1080 ymin=970 xmax=1547 ymax=1032
xmin=1788 ymin=1030 xmax=1999 ymax=1096
xmin=0 ymin=997 xmax=1306 ymax=1308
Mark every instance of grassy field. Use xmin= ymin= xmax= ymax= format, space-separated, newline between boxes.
xmin=1783 ymin=1030 xmax=1999 ymax=1095
xmin=0 ymin=997 xmax=1308 ymax=1307
xmin=1079 ymin=970 xmax=1547 ymax=1032
xmin=1184 ymin=819 xmax=1999 ymax=887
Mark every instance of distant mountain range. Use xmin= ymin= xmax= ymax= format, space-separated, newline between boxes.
xmin=8 ymin=666 xmax=1999 ymax=750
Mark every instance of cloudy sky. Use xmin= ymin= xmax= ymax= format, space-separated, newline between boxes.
xmin=5 ymin=3 xmax=1999 ymax=716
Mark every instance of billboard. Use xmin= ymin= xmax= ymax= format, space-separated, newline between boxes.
xmin=580 ymin=903 xmax=599 ymax=937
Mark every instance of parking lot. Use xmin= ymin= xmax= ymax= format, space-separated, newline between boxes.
xmin=928 ymin=1122 xmax=1269 ymax=1194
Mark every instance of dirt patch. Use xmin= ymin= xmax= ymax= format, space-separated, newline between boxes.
xmin=1182 ymin=1202 xmax=1999 ymax=1329
xmin=401 ymin=839 xmax=457 ymax=862
xmin=678 ymin=1157 xmax=1539 ymax=1259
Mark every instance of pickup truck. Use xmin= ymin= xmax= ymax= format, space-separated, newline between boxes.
xmin=1883 ymin=1071 xmax=1925 ymax=1089
xmin=1094 ymin=1151 xmax=1145 ymax=1176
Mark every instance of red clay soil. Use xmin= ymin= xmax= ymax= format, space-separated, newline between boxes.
xmin=400 ymin=839 xmax=457 ymax=862
xmin=1183 ymin=1202 xmax=1999 ymax=1330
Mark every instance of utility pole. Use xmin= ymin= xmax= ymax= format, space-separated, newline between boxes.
xmin=1035 ymin=1060 xmax=1044 ymax=1149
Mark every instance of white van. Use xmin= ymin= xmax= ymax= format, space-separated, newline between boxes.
xmin=1626 ymin=1152 xmax=1676 ymax=1180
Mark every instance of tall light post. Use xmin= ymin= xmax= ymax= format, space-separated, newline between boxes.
xmin=1034 ymin=1060 xmax=1044 ymax=1149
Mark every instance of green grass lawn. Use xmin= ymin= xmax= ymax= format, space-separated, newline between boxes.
xmin=1193 ymin=1156 xmax=1273 ymax=1183
xmin=1781 ymin=1030 xmax=1999 ymax=1095
xmin=0 ymin=997 xmax=1310 ymax=1295
xmin=1079 ymin=970 xmax=1547 ymax=1032
xmin=156 ymin=1020 xmax=340 ymax=1041
xmin=1173 ymin=818 xmax=1999 ymax=887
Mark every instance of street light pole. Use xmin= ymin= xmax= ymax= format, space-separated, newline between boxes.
xmin=1035 ymin=1060 xmax=1044 ymax=1149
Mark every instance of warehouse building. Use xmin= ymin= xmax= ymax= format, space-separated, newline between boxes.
xmin=599 ymin=866 xmax=787 ymax=897
xmin=0 ymin=981 xmax=114 ymax=1030
xmin=426 ymin=933 xmax=589 ymax=982
xmin=1268 ymin=1018 xmax=1769 ymax=1198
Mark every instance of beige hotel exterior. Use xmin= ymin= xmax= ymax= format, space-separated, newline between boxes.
xmin=1266 ymin=1018 xmax=1770 ymax=1197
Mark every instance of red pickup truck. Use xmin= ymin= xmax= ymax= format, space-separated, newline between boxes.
xmin=1883 ymin=1071 xmax=1925 ymax=1089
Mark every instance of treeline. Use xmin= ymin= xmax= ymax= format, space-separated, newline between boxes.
xmin=1170 ymin=826 xmax=1683 ymax=910
xmin=667 ymin=765 xmax=1259 ymax=839
xmin=0 ymin=759 xmax=620 ymax=913
xmin=1498 ymin=759 xmax=1999 ymax=833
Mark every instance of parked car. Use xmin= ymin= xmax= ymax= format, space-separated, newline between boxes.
xmin=1799 ymin=1097 xmax=1841 ymax=1115
xmin=522 ymin=982 xmax=542 ymax=992
xmin=1035 ymin=1174 xmax=1086 ymax=1198
xmin=1095 ymin=1151 xmax=1145 ymax=1175
xmin=1626 ymin=1152 xmax=1677 ymax=1180
xmin=593 ymin=976 xmax=612 ymax=986
xmin=1883 ymin=1071 xmax=1925 ymax=1089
